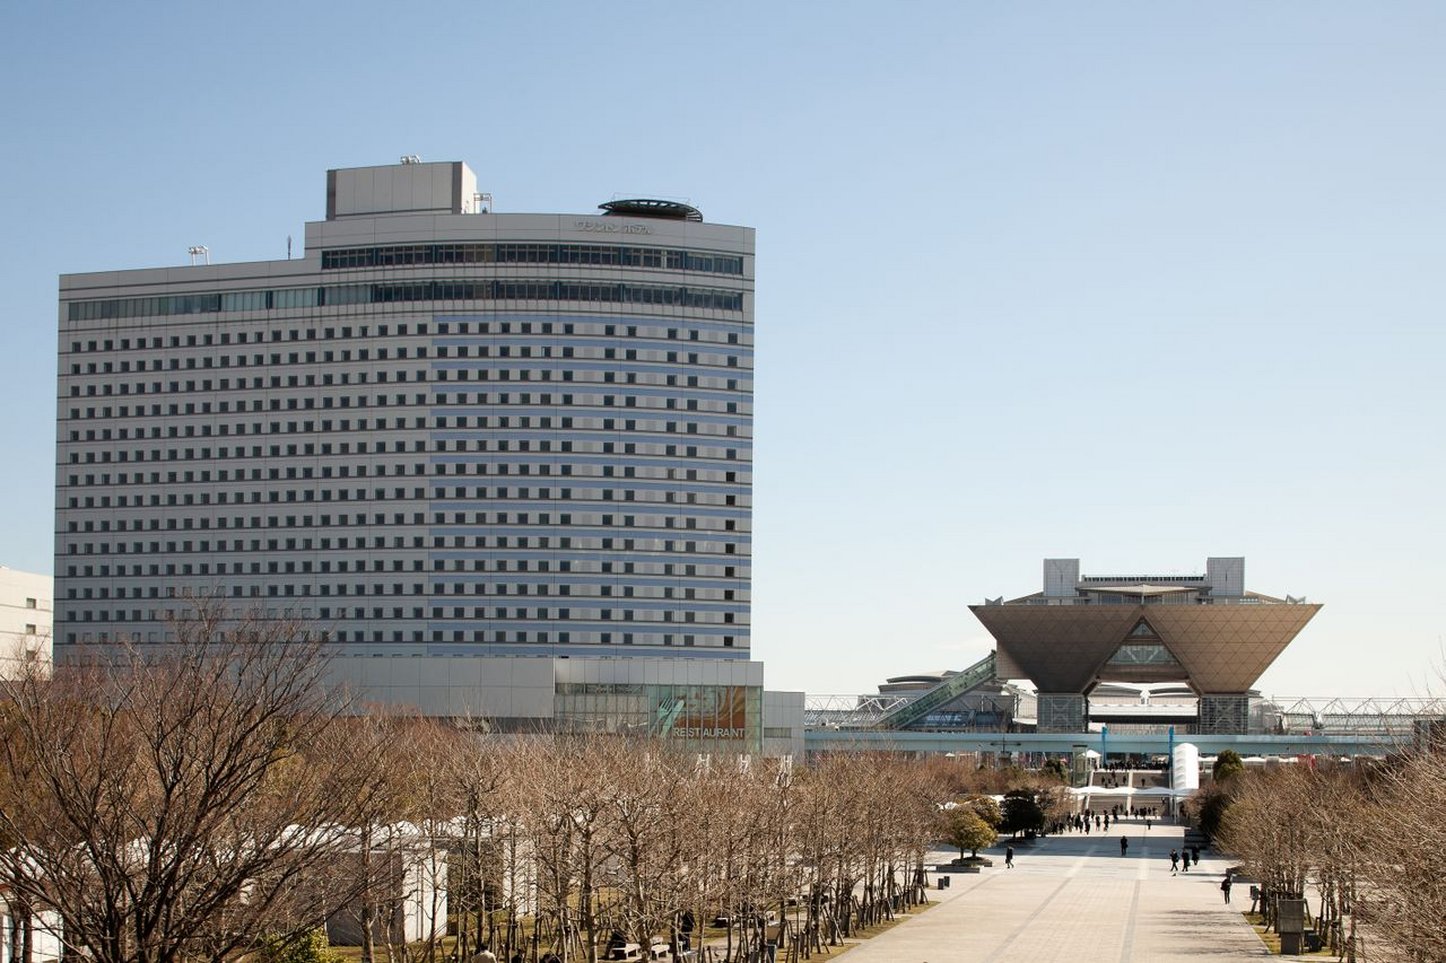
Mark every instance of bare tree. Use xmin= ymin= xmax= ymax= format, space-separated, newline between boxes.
xmin=330 ymin=713 xmax=431 ymax=963
xmin=599 ymin=742 xmax=684 ymax=955
xmin=0 ymin=605 xmax=374 ymax=963
xmin=1358 ymin=749 xmax=1446 ymax=962
xmin=513 ymin=735 xmax=617 ymax=963
xmin=438 ymin=726 xmax=505 ymax=963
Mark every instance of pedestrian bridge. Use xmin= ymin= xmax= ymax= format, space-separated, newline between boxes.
xmin=803 ymin=727 xmax=1412 ymax=758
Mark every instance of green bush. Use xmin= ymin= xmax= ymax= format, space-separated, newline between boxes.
xmin=1212 ymin=749 xmax=1245 ymax=783
xmin=1000 ymin=790 xmax=1044 ymax=837
xmin=940 ymin=806 xmax=998 ymax=859
xmin=962 ymin=793 xmax=1002 ymax=828
xmin=260 ymin=929 xmax=342 ymax=963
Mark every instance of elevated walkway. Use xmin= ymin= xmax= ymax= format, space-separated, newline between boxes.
xmin=876 ymin=652 xmax=998 ymax=730
xmin=806 ymin=727 xmax=1412 ymax=757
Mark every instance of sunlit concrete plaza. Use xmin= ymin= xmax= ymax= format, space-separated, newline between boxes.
xmin=843 ymin=824 xmax=1267 ymax=962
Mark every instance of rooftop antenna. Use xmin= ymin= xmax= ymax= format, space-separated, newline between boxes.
xmin=287 ymin=235 xmax=292 ymax=260
xmin=187 ymin=245 xmax=210 ymax=266
xmin=399 ymin=154 xmax=422 ymax=164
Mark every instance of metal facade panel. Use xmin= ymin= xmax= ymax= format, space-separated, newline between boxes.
xmin=1145 ymin=604 xmax=1321 ymax=693
xmin=968 ymin=605 xmax=1140 ymax=692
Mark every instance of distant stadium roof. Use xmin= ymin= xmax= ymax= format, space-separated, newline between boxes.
xmin=885 ymin=671 xmax=956 ymax=685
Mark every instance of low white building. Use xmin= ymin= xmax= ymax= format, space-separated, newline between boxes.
xmin=326 ymin=823 xmax=448 ymax=948
xmin=0 ymin=891 xmax=64 ymax=963
xmin=0 ymin=568 xmax=51 ymax=678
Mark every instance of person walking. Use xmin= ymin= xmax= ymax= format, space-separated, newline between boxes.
xmin=1191 ymin=844 xmax=1201 ymax=864
xmin=1120 ymin=835 xmax=1129 ymax=857
xmin=1221 ymin=876 xmax=1233 ymax=904
xmin=1170 ymin=849 xmax=1179 ymax=875
xmin=1005 ymin=845 xmax=1015 ymax=869
xmin=1182 ymin=850 xmax=1190 ymax=872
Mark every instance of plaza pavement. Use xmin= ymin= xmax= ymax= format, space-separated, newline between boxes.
xmin=838 ymin=823 xmax=1270 ymax=962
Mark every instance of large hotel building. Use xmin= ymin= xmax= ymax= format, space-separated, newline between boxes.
xmin=56 ymin=159 xmax=791 ymax=750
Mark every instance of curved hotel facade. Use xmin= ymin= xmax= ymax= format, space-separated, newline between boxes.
xmin=56 ymin=160 xmax=773 ymax=747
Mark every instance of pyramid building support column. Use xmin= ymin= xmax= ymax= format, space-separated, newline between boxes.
xmin=1037 ymin=693 xmax=1087 ymax=733
xmin=1198 ymin=693 xmax=1250 ymax=735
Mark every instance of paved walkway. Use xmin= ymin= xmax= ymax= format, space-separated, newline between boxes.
xmin=839 ymin=824 xmax=1268 ymax=962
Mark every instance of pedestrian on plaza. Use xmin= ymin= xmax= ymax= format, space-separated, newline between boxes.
xmin=1104 ymin=814 xmax=1111 ymax=831
xmin=1221 ymin=876 xmax=1232 ymax=904
xmin=1005 ymin=845 xmax=1015 ymax=869
xmin=1191 ymin=845 xmax=1201 ymax=864
xmin=1170 ymin=849 xmax=1179 ymax=874
xmin=1120 ymin=836 xmax=1129 ymax=856
xmin=1145 ymin=818 xmax=1152 ymax=832
xmin=1182 ymin=850 xmax=1190 ymax=872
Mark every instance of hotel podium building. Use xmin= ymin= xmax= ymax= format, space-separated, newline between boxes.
xmin=55 ymin=159 xmax=777 ymax=750
xmin=971 ymin=557 xmax=1320 ymax=734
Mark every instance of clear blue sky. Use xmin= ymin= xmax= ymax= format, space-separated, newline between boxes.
xmin=2 ymin=2 xmax=1442 ymax=699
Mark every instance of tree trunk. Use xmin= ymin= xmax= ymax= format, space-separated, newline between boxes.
xmin=360 ymin=828 xmax=378 ymax=963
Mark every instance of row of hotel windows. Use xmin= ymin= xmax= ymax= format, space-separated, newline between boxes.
xmin=70 ymin=420 xmax=745 ymax=444
xmin=66 ymin=318 xmax=749 ymax=353
xmin=69 ymin=415 xmax=744 ymax=435
xmin=72 ymin=392 xmax=745 ymax=414
xmin=67 ymin=281 xmax=745 ymax=322
xmin=66 ymin=489 xmax=743 ymax=512
xmin=66 ymin=394 xmax=746 ymax=423
xmin=68 ymin=557 xmax=742 ymax=578
xmin=319 ymin=242 xmax=745 ymax=275
xmin=63 ymin=579 xmax=745 ymax=607
xmin=69 ymin=436 xmax=746 ymax=461
xmin=66 ymin=495 xmax=742 ymax=514
xmin=67 ymin=510 xmax=744 ymax=532
xmin=68 ymin=444 xmax=746 ymax=468
xmin=69 ymin=479 xmax=752 ymax=505
xmin=65 ymin=535 xmax=746 ymax=558
xmin=69 ymin=344 xmax=748 ymax=374
xmin=67 ymin=556 xmax=746 ymax=577
xmin=66 ymin=607 xmax=741 ymax=625
xmin=61 ymin=392 xmax=751 ymax=425
xmin=67 ymin=480 xmax=740 ymax=504
xmin=67 ymin=473 xmax=742 ymax=497
xmin=67 ymin=579 xmax=743 ymax=599
xmin=65 ymin=534 xmax=745 ymax=554
xmin=68 ymin=369 xmax=748 ymax=397
xmin=67 ymin=629 xmax=739 ymax=646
